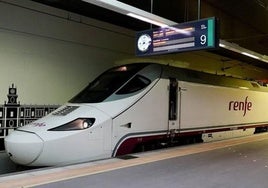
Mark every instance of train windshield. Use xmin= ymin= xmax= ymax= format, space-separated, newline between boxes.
xmin=69 ymin=64 xmax=149 ymax=103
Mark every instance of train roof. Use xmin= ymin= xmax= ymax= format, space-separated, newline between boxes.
xmin=147 ymin=63 xmax=268 ymax=92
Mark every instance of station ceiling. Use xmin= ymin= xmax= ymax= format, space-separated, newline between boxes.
xmin=31 ymin=0 xmax=268 ymax=79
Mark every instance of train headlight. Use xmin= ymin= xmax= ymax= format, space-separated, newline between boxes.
xmin=48 ymin=118 xmax=95 ymax=131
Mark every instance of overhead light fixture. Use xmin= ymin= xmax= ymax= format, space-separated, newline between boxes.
xmin=127 ymin=13 xmax=168 ymax=28
xmin=82 ymin=0 xmax=177 ymax=27
xmin=220 ymin=40 xmax=268 ymax=63
xmin=241 ymin=52 xmax=261 ymax=60
xmin=219 ymin=43 xmax=226 ymax=48
xmin=82 ymin=0 xmax=268 ymax=64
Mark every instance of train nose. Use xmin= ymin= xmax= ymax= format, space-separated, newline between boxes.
xmin=4 ymin=131 xmax=44 ymax=165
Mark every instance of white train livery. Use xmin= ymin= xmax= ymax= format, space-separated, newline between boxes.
xmin=4 ymin=63 xmax=268 ymax=166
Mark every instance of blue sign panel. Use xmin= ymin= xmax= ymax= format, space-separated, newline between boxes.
xmin=136 ymin=17 xmax=219 ymax=56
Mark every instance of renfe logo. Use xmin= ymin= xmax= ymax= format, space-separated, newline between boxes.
xmin=228 ymin=96 xmax=252 ymax=116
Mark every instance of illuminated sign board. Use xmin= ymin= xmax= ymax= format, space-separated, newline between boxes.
xmin=136 ymin=17 xmax=219 ymax=56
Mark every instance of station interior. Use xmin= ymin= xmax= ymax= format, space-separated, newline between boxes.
xmin=0 ymin=0 xmax=268 ymax=187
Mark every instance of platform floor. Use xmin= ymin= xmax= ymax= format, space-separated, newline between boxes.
xmin=1 ymin=133 xmax=268 ymax=188
xmin=0 ymin=151 xmax=17 ymax=174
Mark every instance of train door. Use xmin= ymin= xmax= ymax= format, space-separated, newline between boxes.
xmin=168 ymin=78 xmax=180 ymax=130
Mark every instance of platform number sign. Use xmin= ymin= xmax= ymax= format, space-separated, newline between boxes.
xmin=200 ymin=34 xmax=207 ymax=45
xmin=136 ymin=17 xmax=219 ymax=56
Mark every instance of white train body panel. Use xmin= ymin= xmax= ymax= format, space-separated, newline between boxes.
xmin=179 ymin=81 xmax=268 ymax=132
xmin=112 ymin=79 xmax=169 ymax=155
xmin=4 ymin=63 xmax=268 ymax=166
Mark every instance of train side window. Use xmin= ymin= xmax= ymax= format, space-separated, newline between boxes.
xmin=116 ymin=75 xmax=151 ymax=95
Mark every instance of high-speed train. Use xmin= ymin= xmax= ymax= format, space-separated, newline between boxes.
xmin=4 ymin=63 xmax=268 ymax=166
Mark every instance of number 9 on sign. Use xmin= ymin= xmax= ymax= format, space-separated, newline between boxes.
xmin=200 ymin=35 xmax=207 ymax=45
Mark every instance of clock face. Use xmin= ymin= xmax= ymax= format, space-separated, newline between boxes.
xmin=10 ymin=88 xmax=15 ymax=94
xmin=137 ymin=34 xmax=152 ymax=52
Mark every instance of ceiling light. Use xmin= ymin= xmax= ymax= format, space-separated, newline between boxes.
xmin=241 ymin=52 xmax=261 ymax=60
xmin=127 ymin=13 xmax=168 ymax=27
xmin=219 ymin=40 xmax=268 ymax=63
xmin=219 ymin=43 xmax=226 ymax=48
xmin=82 ymin=0 xmax=177 ymax=26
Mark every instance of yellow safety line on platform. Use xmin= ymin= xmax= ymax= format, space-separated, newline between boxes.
xmin=0 ymin=133 xmax=268 ymax=188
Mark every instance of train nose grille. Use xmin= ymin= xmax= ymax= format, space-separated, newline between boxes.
xmin=52 ymin=106 xmax=79 ymax=116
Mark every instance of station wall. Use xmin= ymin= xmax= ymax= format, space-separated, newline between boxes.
xmin=0 ymin=0 xmax=135 ymax=105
